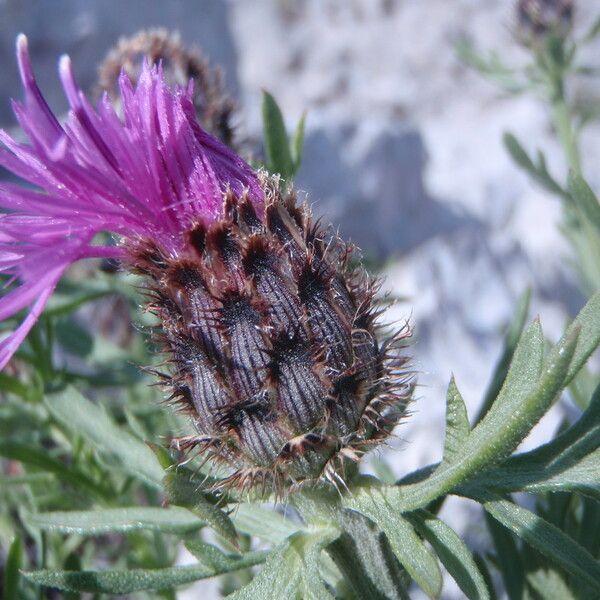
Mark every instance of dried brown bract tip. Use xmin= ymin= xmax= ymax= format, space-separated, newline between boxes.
xmin=516 ymin=0 xmax=575 ymax=46
xmin=129 ymin=175 xmax=413 ymax=499
xmin=97 ymin=28 xmax=236 ymax=146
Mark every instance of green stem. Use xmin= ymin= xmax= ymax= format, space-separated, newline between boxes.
xmin=550 ymin=77 xmax=581 ymax=174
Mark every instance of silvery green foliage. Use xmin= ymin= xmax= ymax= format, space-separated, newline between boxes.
xmin=6 ymin=289 xmax=600 ymax=599
xmin=3 ymin=38 xmax=600 ymax=600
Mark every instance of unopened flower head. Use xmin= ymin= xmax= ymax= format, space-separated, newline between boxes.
xmin=0 ymin=36 xmax=412 ymax=494
xmin=516 ymin=0 xmax=575 ymax=45
xmin=97 ymin=28 xmax=235 ymax=147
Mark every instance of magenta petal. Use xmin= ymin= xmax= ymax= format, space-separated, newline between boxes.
xmin=0 ymin=35 xmax=265 ymax=369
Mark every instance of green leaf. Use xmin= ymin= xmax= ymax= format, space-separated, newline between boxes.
xmin=527 ymin=568 xmax=575 ymax=600
xmin=368 ymin=316 xmax=583 ymax=512
xmin=568 ymin=172 xmax=600 ymax=233
xmin=455 ymin=320 xmax=573 ymax=477
xmin=484 ymin=499 xmax=600 ymax=592
xmin=164 ymin=470 xmax=237 ymax=546
xmin=231 ymin=504 xmax=301 ymax=544
xmin=46 ymin=387 xmax=164 ymax=487
xmin=561 ymin=291 xmax=600 ymax=385
xmin=25 ymin=551 xmax=268 ymax=594
xmin=229 ymin=529 xmax=338 ymax=600
xmin=477 ymin=288 xmax=531 ymax=422
xmin=27 ymin=507 xmax=204 ymax=536
xmin=473 ymin=554 xmax=498 ymax=600
xmin=262 ymin=91 xmax=294 ymax=179
xmin=46 ymin=283 xmax=113 ymax=318
xmin=55 ymin=317 xmax=93 ymax=357
xmin=185 ymin=540 xmax=240 ymax=570
xmin=329 ymin=510 xmax=409 ymax=600
xmin=0 ymin=442 xmax=108 ymax=498
xmin=186 ymin=498 xmax=238 ymax=548
xmin=504 ymin=133 xmax=537 ymax=175
xmin=443 ymin=376 xmax=470 ymax=462
xmin=503 ymin=133 xmax=565 ymax=197
xmin=484 ymin=511 xmax=524 ymax=600
xmin=0 ymin=473 xmax=54 ymax=486
xmin=4 ymin=537 xmax=22 ymax=600
xmin=464 ymin=383 xmax=600 ymax=499
xmin=0 ymin=372 xmax=41 ymax=402
xmin=577 ymin=497 xmax=600 ymax=557
xmin=291 ymin=111 xmax=307 ymax=173
xmin=343 ymin=490 xmax=442 ymax=597
xmin=408 ymin=511 xmax=490 ymax=600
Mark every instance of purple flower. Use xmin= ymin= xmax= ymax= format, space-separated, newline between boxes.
xmin=0 ymin=35 xmax=262 ymax=369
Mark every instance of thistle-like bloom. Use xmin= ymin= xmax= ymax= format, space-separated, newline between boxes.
xmin=0 ymin=36 xmax=411 ymax=492
xmin=0 ymin=35 xmax=259 ymax=370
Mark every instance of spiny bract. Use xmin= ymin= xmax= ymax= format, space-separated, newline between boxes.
xmin=132 ymin=176 xmax=412 ymax=494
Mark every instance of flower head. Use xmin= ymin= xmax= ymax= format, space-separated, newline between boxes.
xmin=516 ymin=0 xmax=575 ymax=45
xmin=1 ymin=37 xmax=411 ymax=494
xmin=0 ymin=34 xmax=261 ymax=369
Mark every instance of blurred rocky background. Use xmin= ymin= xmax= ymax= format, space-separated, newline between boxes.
xmin=3 ymin=0 xmax=600 ymax=597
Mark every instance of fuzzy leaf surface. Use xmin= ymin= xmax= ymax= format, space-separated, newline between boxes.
xmin=231 ymin=504 xmax=301 ymax=544
xmin=230 ymin=529 xmax=338 ymax=600
xmin=484 ymin=499 xmax=600 ymax=592
xmin=408 ymin=511 xmax=490 ymax=600
xmin=25 ymin=552 xmax=268 ymax=594
xmin=443 ymin=376 xmax=470 ymax=462
xmin=46 ymin=386 xmax=164 ymax=487
xmin=27 ymin=507 xmax=204 ymax=536
xmin=344 ymin=490 xmax=442 ymax=597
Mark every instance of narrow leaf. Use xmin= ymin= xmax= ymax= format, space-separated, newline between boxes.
xmin=568 ymin=172 xmax=600 ymax=233
xmin=527 ymin=568 xmax=575 ymax=600
xmin=25 ymin=552 xmax=267 ymax=594
xmin=562 ymin=291 xmax=600 ymax=385
xmin=4 ymin=537 xmax=22 ymax=600
xmin=443 ymin=376 xmax=470 ymax=462
xmin=27 ymin=507 xmax=204 ymax=536
xmin=503 ymin=133 xmax=566 ymax=197
xmin=462 ymin=322 xmax=575 ymax=474
xmin=379 ymin=321 xmax=579 ymax=511
xmin=409 ymin=511 xmax=490 ymax=600
xmin=291 ymin=111 xmax=307 ymax=173
xmin=262 ymin=91 xmax=294 ymax=179
xmin=484 ymin=499 xmax=600 ymax=592
xmin=185 ymin=540 xmax=246 ymax=570
xmin=330 ymin=510 xmax=409 ymax=600
xmin=477 ymin=288 xmax=531 ymax=422
xmin=504 ymin=133 xmax=537 ymax=175
xmin=0 ymin=442 xmax=107 ymax=497
xmin=231 ymin=504 xmax=301 ymax=544
xmin=46 ymin=387 xmax=164 ymax=487
xmin=0 ymin=372 xmax=40 ymax=401
xmin=230 ymin=530 xmax=337 ymax=600
xmin=186 ymin=498 xmax=238 ymax=547
xmin=484 ymin=511 xmax=524 ymax=600
xmin=344 ymin=490 xmax=443 ymax=598
xmin=582 ymin=14 xmax=600 ymax=43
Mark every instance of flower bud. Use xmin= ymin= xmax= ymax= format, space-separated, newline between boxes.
xmin=132 ymin=177 xmax=412 ymax=493
xmin=97 ymin=28 xmax=235 ymax=146
xmin=516 ymin=0 xmax=575 ymax=46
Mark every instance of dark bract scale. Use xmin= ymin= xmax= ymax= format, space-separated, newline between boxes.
xmin=130 ymin=176 xmax=413 ymax=494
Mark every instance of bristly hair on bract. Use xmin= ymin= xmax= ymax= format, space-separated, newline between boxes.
xmin=0 ymin=35 xmax=413 ymax=499
xmin=131 ymin=175 xmax=414 ymax=497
